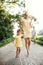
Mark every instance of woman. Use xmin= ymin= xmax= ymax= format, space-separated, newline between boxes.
xmin=20 ymin=12 xmax=32 ymax=56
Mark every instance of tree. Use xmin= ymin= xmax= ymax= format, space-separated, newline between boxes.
xmin=0 ymin=7 xmax=14 ymax=41
xmin=0 ymin=0 xmax=36 ymax=41
xmin=0 ymin=0 xmax=25 ymax=41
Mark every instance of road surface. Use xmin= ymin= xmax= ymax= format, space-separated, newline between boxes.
xmin=0 ymin=39 xmax=43 ymax=65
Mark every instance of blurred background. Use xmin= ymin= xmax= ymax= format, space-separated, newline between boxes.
xmin=0 ymin=0 xmax=43 ymax=47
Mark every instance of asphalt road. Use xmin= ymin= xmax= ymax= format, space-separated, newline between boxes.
xmin=0 ymin=39 xmax=43 ymax=65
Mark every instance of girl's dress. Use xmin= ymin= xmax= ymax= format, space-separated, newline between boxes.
xmin=15 ymin=35 xmax=22 ymax=48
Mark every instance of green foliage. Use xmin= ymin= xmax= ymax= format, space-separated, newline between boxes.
xmin=36 ymin=40 xmax=43 ymax=46
xmin=36 ymin=37 xmax=43 ymax=41
xmin=0 ymin=0 xmax=5 ymax=4
xmin=0 ymin=37 xmax=14 ymax=47
xmin=32 ymin=36 xmax=43 ymax=46
xmin=0 ymin=0 xmax=18 ymax=4
xmin=0 ymin=7 xmax=14 ymax=41
xmin=0 ymin=0 xmax=25 ymax=42
xmin=14 ymin=13 xmax=22 ymax=22
xmin=6 ymin=0 xmax=19 ymax=3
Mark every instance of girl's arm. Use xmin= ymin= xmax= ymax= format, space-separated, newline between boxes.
xmin=20 ymin=34 xmax=24 ymax=38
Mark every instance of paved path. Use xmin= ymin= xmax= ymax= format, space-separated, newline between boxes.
xmin=0 ymin=39 xmax=43 ymax=65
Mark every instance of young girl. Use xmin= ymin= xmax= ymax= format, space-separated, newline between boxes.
xmin=15 ymin=29 xmax=22 ymax=58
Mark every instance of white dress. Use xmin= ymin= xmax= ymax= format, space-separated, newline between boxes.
xmin=20 ymin=17 xmax=32 ymax=38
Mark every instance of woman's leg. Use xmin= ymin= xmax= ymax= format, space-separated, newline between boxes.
xmin=25 ymin=38 xmax=28 ymax=56
xmin=25 ymin=38 xmax=31 ymax=56
xmin=27 ymin=38 xmax=31 ymax=54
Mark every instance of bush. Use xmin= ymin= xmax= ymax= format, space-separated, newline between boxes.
xmin=32 ymin=36 xmax=43 ymax=45
xmin=36 ymin=40 xmax=43 ymax=45
xmin=0 ymin=8 xmax=13 ymax=41
xmin=0 ymin=37 xmax=14 ymax=47
xmin=36 ymin=37 xmax=43 ymax=41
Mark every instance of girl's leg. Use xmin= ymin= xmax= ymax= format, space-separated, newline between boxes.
xmin=16 ymin=47 xmax=19 ymax=58
xmin=19 ymin=48 xmax=21 ymax=54
xmin=19 ymin=48 xmax=21 ymax=56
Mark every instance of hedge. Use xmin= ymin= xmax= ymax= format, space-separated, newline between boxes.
xmin=0 ymin=37 xmax=14 ymax=47
xmin=31 ymin=36 xmax=43 ymax=46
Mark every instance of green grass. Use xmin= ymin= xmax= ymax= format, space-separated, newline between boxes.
xmin=0 ymin=37 xmax=14 ymax=47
